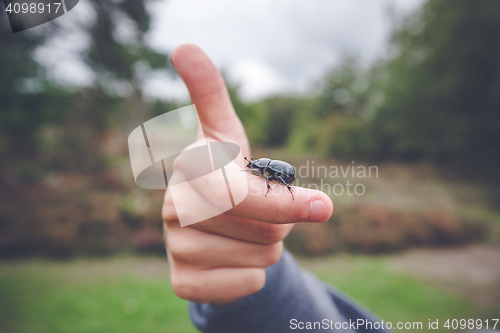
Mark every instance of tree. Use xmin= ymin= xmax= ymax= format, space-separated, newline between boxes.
xmin=0 ymin=0 xmax=173 ymax=176
xmin=371 ymin=0 xmax=500 ymax=177
xmin=86 ymin=0 xmax=172 ymax=88
xmin=0 ymin=14 xmax=71 ymax=176
xmin=317 ymin=57 xmax=372 ymax=117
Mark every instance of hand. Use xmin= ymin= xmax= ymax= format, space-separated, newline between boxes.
xmin=162 ymin=44 xmax=333 ymax=305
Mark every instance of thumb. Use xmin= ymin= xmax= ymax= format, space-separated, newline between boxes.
xmin=171 ymin=44 xmax=249 ymax=152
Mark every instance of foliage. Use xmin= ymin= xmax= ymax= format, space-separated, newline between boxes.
xmin=326 ymin=116 xmax=377 ymax=159
xmin=226 ymin=80 xmax=266 ymax=146
xmin=316 ymin=57 xmax=375 ymax=118
xmin=0 ymin=173 xmax=165 ymax=258
xmin=286 ymin=57 xmax=385 ymax=158
xmin=2 ymin=0 xmax=499 ymax=259
xmin=285 ymin=0 xmax=500 ymax=183
xmin=87 ymin=0 xmax=172 ymax=85
xmin=0 ymin=15 xmax=67 ymax=170
xmin=226 ymin=78 xmax=313 ymax=148
xmin=369 ymin=0 xmax=500 ymax=176
xmin=290 ymin=114 xmax=377 ymax=159
xmin=285 ymin=203 xmax=489 ymax=256
xmin=255 ymin=96 xmax=299 ymax=147
xmin=0 ymin=0 xmax=173 ymax=179
xmin=0 ymin=0 xmax=174 ymax=257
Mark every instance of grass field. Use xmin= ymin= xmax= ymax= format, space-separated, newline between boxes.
xmin=298 ymin=252 xmax=500 ymax=331
xmin=0 ymin=251 xmax=498 ymax=333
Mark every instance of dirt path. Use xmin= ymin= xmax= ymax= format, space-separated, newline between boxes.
xmin=2 ymin=245 xmax=498 ymax=306
xmin=387 ymin=245 xmax=500 ymax=305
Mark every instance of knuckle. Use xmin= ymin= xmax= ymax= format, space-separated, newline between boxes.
xmin=263 ymin=242 xmax=283 ymax=267
xmin=172 ymin=155 xmax=185 ymax=172
xmin=260 ymin=224 xmax=289 ymax=244
xmin=165 ymin=229 xmax=177 ymax=250
xmin=247 ymin=269 xmax=266 ymax=294
xmin=162 ymin=193 xmax=178 ymax=224
xmin=171 ymin=272 xmax=199 ymax=301
xmin=167 ymin=234 xmax=196 ymax=262
xmin=162 ymin=205 xmax=175 ymax=224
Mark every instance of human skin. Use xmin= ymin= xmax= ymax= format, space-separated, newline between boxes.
xmin=162 ymin=44 xmax=333 ymax=306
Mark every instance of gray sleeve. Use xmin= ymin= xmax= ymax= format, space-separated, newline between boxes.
xmin=189 ymin=249 xmax=389 ymax=333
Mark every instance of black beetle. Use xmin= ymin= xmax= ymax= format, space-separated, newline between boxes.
xmin=244 ymin=157 xmax=296 ymax=200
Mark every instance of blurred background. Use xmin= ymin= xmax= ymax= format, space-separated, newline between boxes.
xmin=1 ymin=0 xmax=499 ymax=332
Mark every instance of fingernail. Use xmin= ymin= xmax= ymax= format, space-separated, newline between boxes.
xmin=309 ymin=200 xmax=328 ymax=222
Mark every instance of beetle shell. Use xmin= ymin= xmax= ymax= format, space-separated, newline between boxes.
xmin=251 ymin=158 xmax=272 ymax=169
xmin=267 ymin=160 xmax=296 ymax=185
xmin=244 ymin=157 xmax=296 ymax=199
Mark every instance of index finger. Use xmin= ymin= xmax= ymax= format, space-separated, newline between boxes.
xmin=179 ymin=164 xmax=333 ymax=224
xmin=171 ymin=44 xmax=249 ymax=154
xmin=163 ymin=164 xmax=332 ymax=225
xmin=228 ymin=175 xmax=333 ymax=224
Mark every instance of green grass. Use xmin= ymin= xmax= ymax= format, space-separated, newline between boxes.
xmin=0 ymin=255 xmax=498 ymax=333
xmin=0 ymin=258 xmax=197 ymax=333
xmin=299 ymin=255 xmax=499 ymax=332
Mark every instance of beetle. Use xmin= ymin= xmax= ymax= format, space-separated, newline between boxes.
xmin=243 ymin=157 xmax=296 ymax=200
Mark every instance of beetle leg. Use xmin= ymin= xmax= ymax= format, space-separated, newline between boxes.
xmin=279 ymin=176 xmax=294 ymax=200
xmin=265 ymin=175 xmax=273 ymax=196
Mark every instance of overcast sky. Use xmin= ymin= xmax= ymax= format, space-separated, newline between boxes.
xmin=36 ymin=0 xmax=426 ymax=101
xmin=146 ymin=0 xmax=426 ymax=100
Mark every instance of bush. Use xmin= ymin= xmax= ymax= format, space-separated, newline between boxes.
xmin=0 ymin=169 xmax=164 ymax=259
xmin=285 ymin=203 xmax=489 ymax=256
xmin=367 ymin=0 xmax=500 ymax=178
xmin=325 ymin=116 xmax=377 ymax=159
